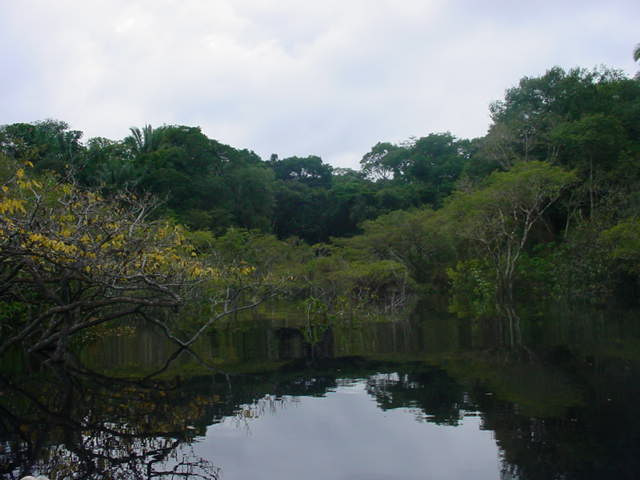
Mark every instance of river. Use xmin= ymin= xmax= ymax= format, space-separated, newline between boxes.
xmin=2 ymin=302 xmax=640 ymax=479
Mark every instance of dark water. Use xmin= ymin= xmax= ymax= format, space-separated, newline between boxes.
xmin=2 ymin=304 xmax=640 ymax=479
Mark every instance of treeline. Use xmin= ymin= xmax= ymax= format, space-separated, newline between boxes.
xmin=347 ymin=67 xmax=640 ymax=312
xmin=2 ymin=66 xmax=640 ymax=315
xmin=1 ymin=120 xmax=434 ymax=243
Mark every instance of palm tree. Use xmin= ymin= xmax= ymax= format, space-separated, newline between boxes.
xmin=126 ymin=124 xmax=161 ymax=156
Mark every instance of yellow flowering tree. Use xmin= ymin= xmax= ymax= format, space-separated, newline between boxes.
xmin=0 ymin=156 xmax=271 ymax=359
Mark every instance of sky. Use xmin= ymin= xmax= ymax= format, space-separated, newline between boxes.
xmin=1 ymin=1 xmax=638 ymax=169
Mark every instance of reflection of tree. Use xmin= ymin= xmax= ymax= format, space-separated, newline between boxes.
xmin=365 ymin=368 xmax=473 ymax=426
xmin=483 ymin=349 xmax=640 ymax=480
xmin=4 ymin=310 xmax=640 ymax=480
xmin=230 ymin=395 xmax=298 ymax=435
xmin=0 ymin=365 xmax=220 ymax=480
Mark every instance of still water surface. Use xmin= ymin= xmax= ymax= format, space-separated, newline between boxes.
xmin=197 ymin=376 xmax=499 ymax=480
xmin=2 ymin=304 xmax=640 ymax=479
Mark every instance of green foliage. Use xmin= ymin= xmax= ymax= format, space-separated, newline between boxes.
xmin=513 ymin=249 xmax=558 ymax=302
xmin=81 ymin=136 xmax=140 ymax=190
xmin=1 ymin=63 xmax=638 ymax=313
xmin=341 ymin=207 xmax=454 ymax=288
xmin=269 ymin=155 xmax=333 ymax=188
xmin=210 ymin=227 xmax=308 ymax=275
xmin=602 ymin=218 xmax=640 ymax=273
xmin=360 ymin=141 xmax=406 ymax=180
xmin=447 ymin=259 xmax=496 ymax=317
xmin=300 ymin=249 xmax=413 ymax=313
xmin=445 ymin=161 xmax=576 ymax=302
xmin=0 ymin=119 xmax=84 ymax=173
xmin=551 ymin=220 xmax=615 ymax=302
xmin=272 ymin=179 xmax=330 ymax=242
xmin=360 ymin=133 xmax=470 ymax=207
xmin=184 ymin=229 xmax=217 ymax=254
xmin=406 ymin=133 xmax=469 ymax=206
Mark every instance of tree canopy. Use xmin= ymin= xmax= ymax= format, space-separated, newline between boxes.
xmin=1 ymin=64 xmax=638 ymax=316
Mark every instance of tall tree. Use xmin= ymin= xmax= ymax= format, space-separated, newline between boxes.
xmin=125 ymin=124 xmax=161 ymax=156
xmin=551 ymin=114 xmax=627 ymax=218
xmin=446 ymin=161 xmax=576 ymax=303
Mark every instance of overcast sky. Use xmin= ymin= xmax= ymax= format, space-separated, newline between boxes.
xmin=1 ymin=1 xmax=638 ymax=169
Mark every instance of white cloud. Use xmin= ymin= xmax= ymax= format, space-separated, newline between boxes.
xmin=1 ymin=0 xmax=638 ymax=168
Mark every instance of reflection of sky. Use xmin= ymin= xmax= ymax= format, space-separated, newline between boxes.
xmin=195 ymin=379 xmax=499 ymax=480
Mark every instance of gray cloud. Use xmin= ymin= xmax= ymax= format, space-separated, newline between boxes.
xmin=1 ymin=0 xmax=638 ymax=168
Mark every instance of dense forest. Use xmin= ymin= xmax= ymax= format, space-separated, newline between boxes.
xmin=1 ymin=65 xmax=640 ymax=357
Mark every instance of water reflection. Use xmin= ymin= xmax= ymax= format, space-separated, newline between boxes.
xmin=0 ymin=365 xmax=220 ymax=479
xmin=2 ymin=305 xmax=640 ymax=479
xmin=199 ymin=377 xmax=499 ymax=480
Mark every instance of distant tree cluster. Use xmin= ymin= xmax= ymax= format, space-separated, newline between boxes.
xmin=1 ymin=65 xmax=639 ymax=320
